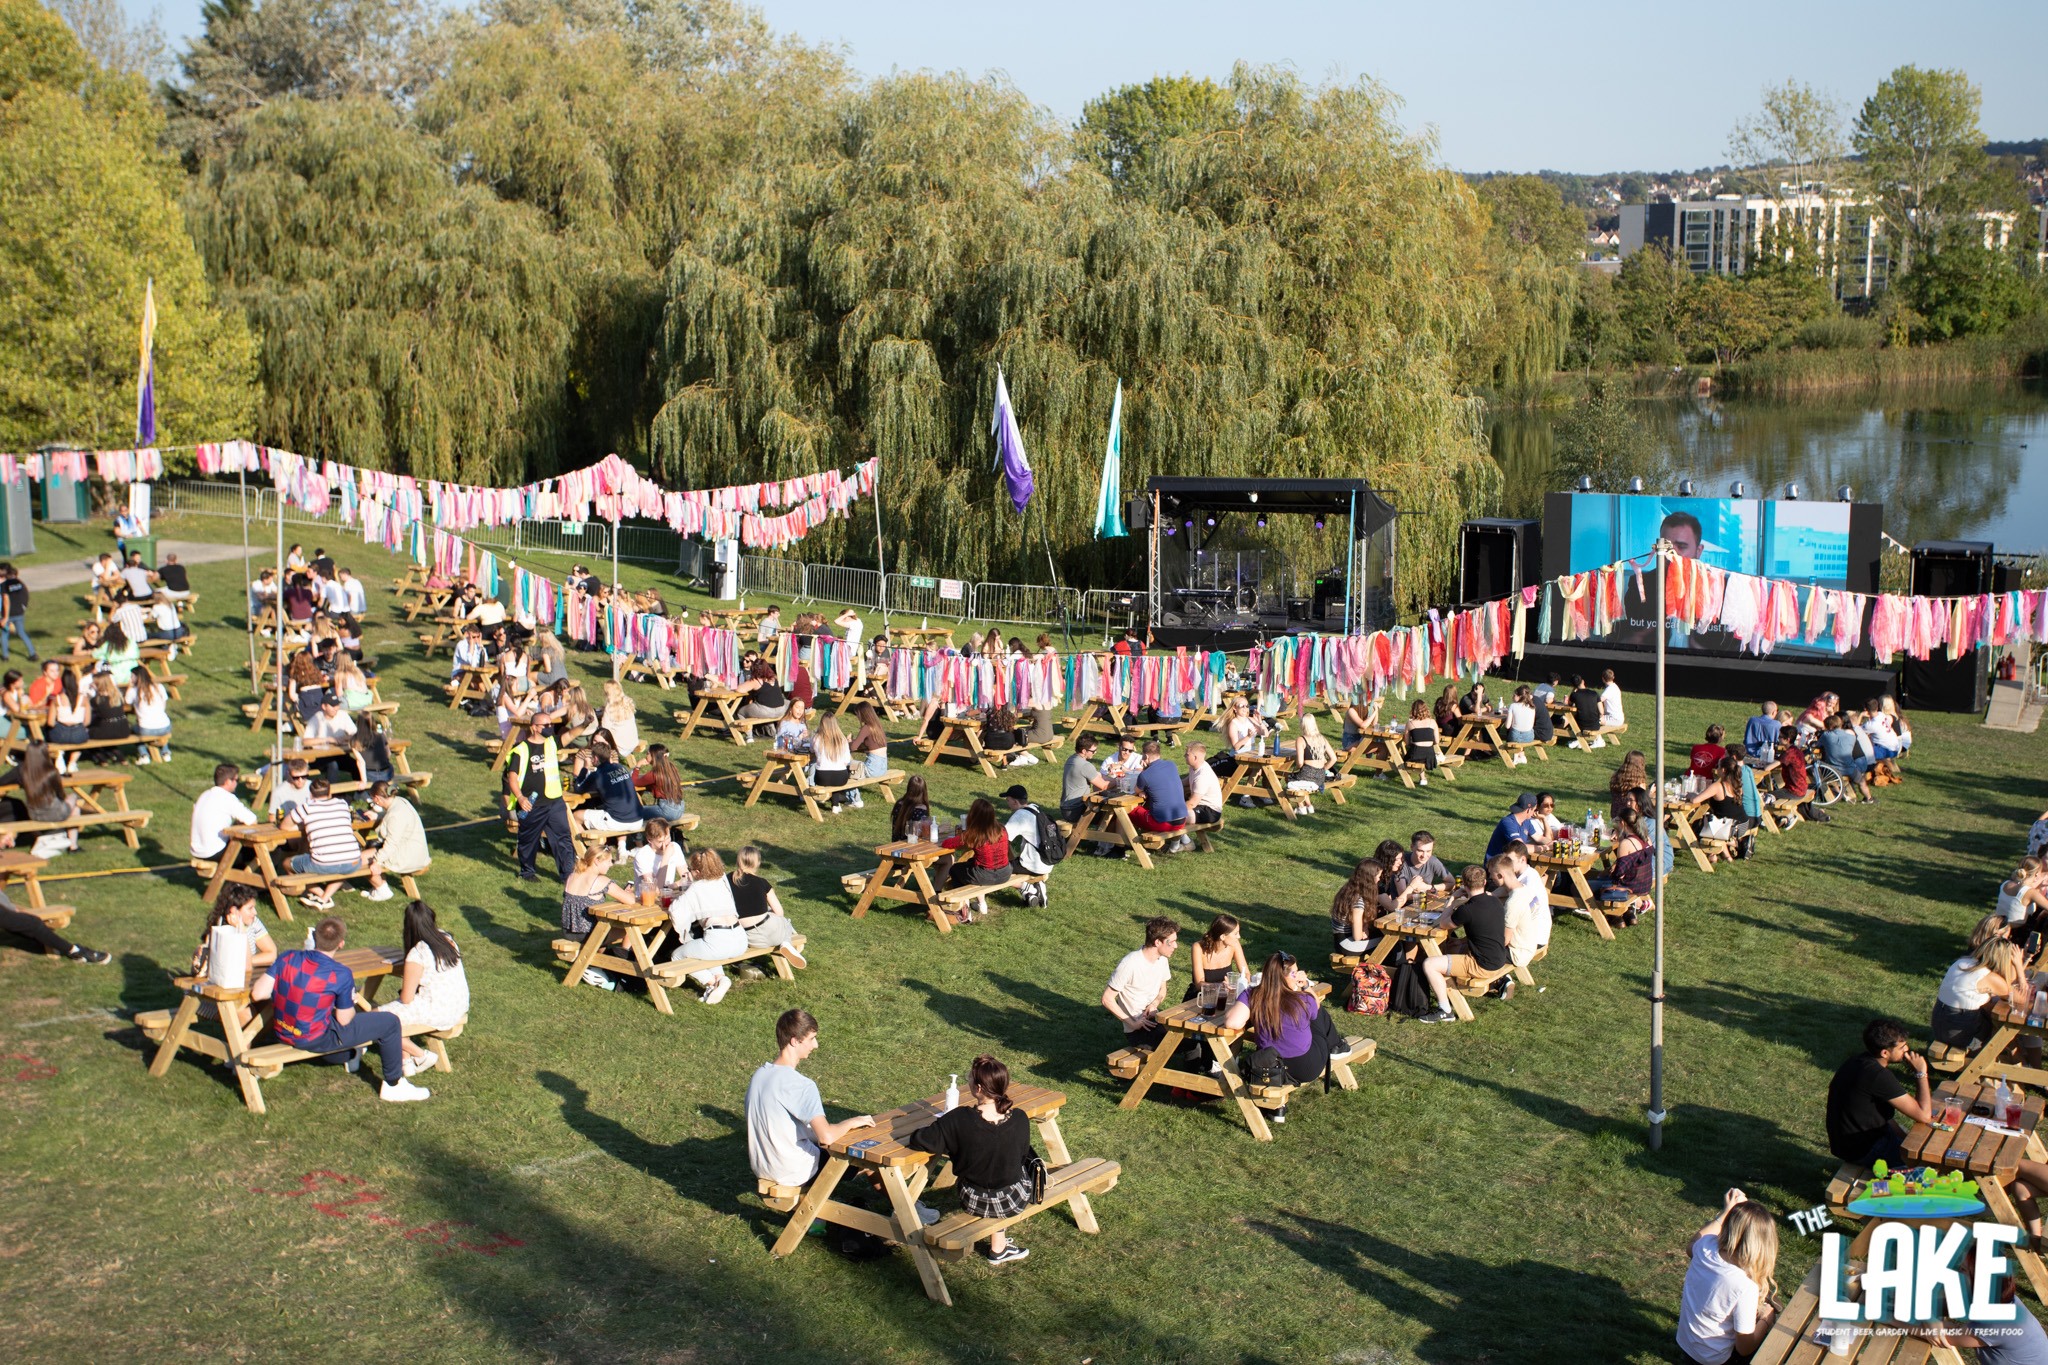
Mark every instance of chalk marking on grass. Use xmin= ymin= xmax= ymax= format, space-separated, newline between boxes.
xmin=510 ymin=1149 xmax=602 ymax=1178
xmin=18 ymin=1007 xmax=125 ymax=1029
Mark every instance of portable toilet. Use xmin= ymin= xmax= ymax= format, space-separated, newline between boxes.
xmin=41 ymin=469 xmax=88 ymax=523
xmin=0 ymin=481 xmax=36 ymax=555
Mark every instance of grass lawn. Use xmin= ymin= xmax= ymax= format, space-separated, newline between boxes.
xmin=2 ymin=508 xmax=2041 ymax=1363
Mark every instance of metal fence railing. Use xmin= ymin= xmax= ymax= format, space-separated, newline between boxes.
xmin=885 ymin=572 xmax=969 ymax=621
xmin=738 ymin=555 xmax=806 ymax=601
xmin=514 ymin=517 xmax=607 ymax=559
xmin=802 ymin=564 xmax=884 ymax=611
xmin=971 ymin=582 xmax=1083 ymax=627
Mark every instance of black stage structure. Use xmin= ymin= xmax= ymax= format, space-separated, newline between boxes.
xmin=1144 ymin=477 xmax=1398 ymax=652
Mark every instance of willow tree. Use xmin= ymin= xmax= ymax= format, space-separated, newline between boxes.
xmin=650 ymin=65 xmax=1501 ymax=610
xmin=184 ymin=97 xmax=578 ymax=481
xmin=0 ymin=0 xmax=254 ymax=451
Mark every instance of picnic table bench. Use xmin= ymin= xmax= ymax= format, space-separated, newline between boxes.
xmin=840 ymin=840 xmax=1046 ymax=934
xmin=195 ymin=820 xmax=427 ymax=923
xmin=1107 ymin=983 xmax=1374 ymax=1142
xmin=917 ymin=714 xmax=1055 ymax=779
xmin=1662 ymin=790 xmax=1729 ymax=874
xmin=1818 ymin=1077 xmax=2048 ymax=1315
xmin=885 ymin=625 xmax=954 ymax=649
xmin=1337 ymin=725 xmax=1462 ymax=787
xmin=415 ymin=615 xmax=470 ymax=658
xmin=0 ymin=766 xmax=152 ymax=849
xmin=1216 ymin=753 xmax=1300 ymax=819
xmin=135 ymin=945 xmax=466 ymax=1115
xmin=765 ymin=1082 xmax=1113 ymax=1306
xmin=1063 ymin=698 xmax=1200 ymax=751
xmin=1058 ymin=792 xmax=1221 ymax=870
xmin=743 ymin=748 xmax=904 ymax=822
xmin=674 ymin=687 xmax=782 ymax=747
xmin=823 ymin=669 xmax=913 ymax=721
xmin=1440 ymin=713 xmax=1542 ymax=771
xmin=59 ymin=640 xmax=189 ymax=698
xmin=1751 ymin=1257 xmax=1962 ymax=1364
xmin=552 ymin=901 xmax=803 ymax=1015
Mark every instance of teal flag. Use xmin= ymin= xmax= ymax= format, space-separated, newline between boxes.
xmin=1093 ymin=380 xmax=1127 ymax=538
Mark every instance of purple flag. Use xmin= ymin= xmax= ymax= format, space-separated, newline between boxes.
xmin=990 ymin=366 xmax=1034 ymax=513
xmin=135 ymin=279 xmax=157 ymax=446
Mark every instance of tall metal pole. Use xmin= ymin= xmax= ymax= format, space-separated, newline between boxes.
xmin=871 ymin=460 xmax=889 ymax=631
xmin=1648 ymin=541 xmax=1669 ymax=1150
xmin=273 ymin=492 xmax=286 ymax=769
xmin=239 ymin=466 xmax=255 ymax=684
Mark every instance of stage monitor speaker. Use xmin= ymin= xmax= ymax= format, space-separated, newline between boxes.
xmin=1125 ymin=497 xmax=1151 ymax=531
xmin=1459 ymin=519 xmax=1541 ymax=604
xmin=1909 ymin=540 xmax=1992 ymax=598
xmin=1902 ymin=648 xmax=1989 ymax=714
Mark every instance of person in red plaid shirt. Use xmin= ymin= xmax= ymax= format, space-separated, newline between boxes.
xmin=252 ymin=916 xmax=430 ymax=1103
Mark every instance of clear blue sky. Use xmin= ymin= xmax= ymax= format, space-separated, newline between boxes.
xmin=131 ymin=0 xmax=2042 ymax=172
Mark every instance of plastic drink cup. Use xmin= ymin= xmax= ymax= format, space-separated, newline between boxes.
xmin=2009 ymin=1099 xmax=2026 ymax=1127
xmin=1942 ymin=1101 xmax=1966 ymax=1129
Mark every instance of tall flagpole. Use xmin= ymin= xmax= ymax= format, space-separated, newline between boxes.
xmin=1648 ymin=540 xmax=1669 ymax=1151
xmin=273 ymin=493 xmax=286 ymax=770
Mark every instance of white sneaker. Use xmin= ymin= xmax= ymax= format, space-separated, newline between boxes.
xmin=136 ymin=753 xmax=151 ymax=765
xmin=403 ymin=1052 xmax=436 ymax=1077
xmin=1591 ymin=737 xmax=1607 ymax=749
xmin=1512 ymin=754 xmax=1526 ymax=766
xmin=361 ymin=884 xmax=395 ymax=901
xmin=847 ymin=793 xmax=865 ymax=809
xmin=1418 ymin=774 xmax=1429 ymax=786
xmin=581 ymin=966 xmax=618 ymax=991
xmin=380 ymin=1077 xmax=432 ymax=1102
xmin=1338 ymin=938 xmax=1370 ymax=953
xmin=701 ymin=973 xmax=732 ymax=1005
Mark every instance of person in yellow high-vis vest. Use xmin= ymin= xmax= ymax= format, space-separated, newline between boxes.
xmin=505 ymin=727 xmax=572 ymax=881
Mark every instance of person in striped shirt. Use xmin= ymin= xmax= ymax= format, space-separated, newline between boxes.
xmin=281 ymin=778 xmax=365 ymax=912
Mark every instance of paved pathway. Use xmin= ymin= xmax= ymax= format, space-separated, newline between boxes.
xmin=17 ymin=540 xmax=255 ymax=595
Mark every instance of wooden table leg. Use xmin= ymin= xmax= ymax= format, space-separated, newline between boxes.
xmin=146 ymin=992 xmax=203 ymax=1077
xmin=1208 ymin=1034 xmax=1273 ymax=1142
xmin=220 ymin=1005 xmax=268 ymax=1114
xmin=912 ymin=865 xmax=951 ymax=935
xmin=1570 ymin=867 xmax=1616 ymax=941
xmin=771 ymin=1156 xmax=849 ymax=1257
xmin=878 ymin=1165 xmax=953 ymax=1306
xmin=252 ymin=845 xmax=294 ymax=922
xmin=561 ymin=924 xmax=611 ymax=987
xmin=1982 ymin=1177 xmax=2048 ymax=1303
xmin=850 ymin=859 xmax=893 ymax=919
xmin=624 ymin=927 xmax=672 ymax=1015
xmin=1117 ymin=1028 xmax=1180 ymax=1110
xmin=1264 ymin=766 xmax=1296 ymax=820
xmin=198 ymin=845 xmax=239 ymax=905
xmin=1109 ymin=810 xmax=1153 ymax=870
xmin=741 ymin=758 xmax=776 ymax=810
xmin=1034 ymin=1112 xmax=1099 ymax=1233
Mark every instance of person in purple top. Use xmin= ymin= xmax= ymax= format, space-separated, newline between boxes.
xmin=1219 ymin=950 xmax=1343 ymax=1124
xmin=251 ymin=915 xmax=430 ymax=1103
xmin=1129 ymin=740 xmax=1191 ymax=852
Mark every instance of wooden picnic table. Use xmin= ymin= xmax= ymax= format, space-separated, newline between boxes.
xmin=1110 ymin=983 xmax=1371 ymax=1142
xmin=1824 ymin=1077 xmax=2048 ymax=1310
xmin=244 ymin=740 xmax=416 ymax=809
xmin=446 ymin=662 xmax=494 ymax=711
xmin=844 ymin=840 xmax=959 ymax=934
xmin=1062 ymin=697 xmax=1200 ymax=751
xmin=824 ymin=669 xmax=912 ymax=722
xmin=415 ymin=614 xmax=470 ymax=657
xmin=195 ymin=814 xmax=400 ymax=923
xmin=1662 ymin=789 xmax=1721 ymax=874
xmin=1751 ymin=1254 xmax=1964 ymax=1363
xmin=886 ymin=625 xmax=954 ymax=649
xmin=1336 ymin=726 xmax=1408 ymax=783
xmin=1215 ymin=753 xmax=1297 ymax=819
xmin=919 ymin=714 xmax=1048 ymax=780
xmin=743 ymin=748 xmax=903 ymax=823
xmin=1058 ymin=792 xmax=1220 ymax=870
xmin=1955 ymin=995 xmax=2048 ymax=1092
xmin=0 ymin=765 xmax=137 ymax=821
xmin=141 ymin=944 xmax=404 ymax=1115
xmin=766 ymin=1083 xmax=1110 ymax=1306
xmin=673 ymin=686 xmax=779 ymax=747
xmin=0 ymin=847 xmax=52 ymax=908
xmin=1526 ymin=844 xmax=1624 ymax=940
xmin=1441 ymin=713 xmax=1536 ymax=771
xmin=1359 ymin=905 xmax=1492 ymax=1022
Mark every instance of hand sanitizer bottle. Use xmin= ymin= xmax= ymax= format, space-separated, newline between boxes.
xmin=944 ymin=1075 xmax=959 ymax=1114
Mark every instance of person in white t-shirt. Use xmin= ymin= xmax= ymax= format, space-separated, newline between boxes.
xmin=1497 ymin=849 xmax=1551 ymax=972
xmin=338 ymin=568 xmax=368 ymax=617
xmin=1102 ymin=917 xmax=1179 ymax=1049
xmin=630 ymin=817 xmax=691 ymax=901
xmin=1598 ymin=670 xmax=1626 ymax=730
xmin=190 ymin=763 xmax=259 ymax=860
xmin=373 ymin=900 xmax=470 ymax=1077
xmin=305 ymin=695 xmax=359 ymax=744
xmin=745 ymin=1008 xmax=874 ymax=1191
xmin=1674 ymin=1189 xmax=1779 ymax=1364
xmin=1183 ymin=744 xmax=1224 ymax=824
xmin=833 ymin=608 xmax=864 ymax=656
xmin=1000 ymin=785 xmax=1051 ymax=904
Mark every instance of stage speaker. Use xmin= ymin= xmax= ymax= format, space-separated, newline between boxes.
xmin=1459 ymin=519 xmax=1541 ymax=604
xmin=1909 ymin=540 xmax=1992 ymax=597
xmin=1125 ymin=497 xmax=1151 ymax=531
xmin=1902 ymin=540 xmax=1994 ymax=712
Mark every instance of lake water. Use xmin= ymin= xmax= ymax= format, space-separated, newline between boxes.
xmin=1488 ymin=377 xmax=2048 ymax=554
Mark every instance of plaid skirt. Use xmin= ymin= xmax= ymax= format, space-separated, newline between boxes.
xmin=960 ymin=1177 xmax=1033 ymax=1219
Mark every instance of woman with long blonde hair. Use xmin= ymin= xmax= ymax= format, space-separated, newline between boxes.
xmin=1675 ymin=1190 xmax=1779 ymax=1362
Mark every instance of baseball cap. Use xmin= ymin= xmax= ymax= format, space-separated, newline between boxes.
xmin=1511 ymin=792 xmax=1537 ymax=812
xmin=1001 ymin=784 xmax=1029 ymax=802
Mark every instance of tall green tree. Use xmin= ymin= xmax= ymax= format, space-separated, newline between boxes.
xmin=1898 ymin=232 xmax=2043 ymax=342
xmin=1075 ymin=74 xmax=1236 ymax=192
xmin=1851 ymin=65 xmax=1987 ymax=273
xmin=0 ymin=0 xmax=254 ymax=451
xmin=183 ymin=97 xmax=576 ymax=481
xmin=1464 ymin=175 xmax=1581 ymax=396
xmin=1610 ymin=244 xmax=1690 ymax=365
xmin=650 ymin=66 xmax=1501 ymax=607
xmin=1726 ymin=79 xmax=1844 ymax=196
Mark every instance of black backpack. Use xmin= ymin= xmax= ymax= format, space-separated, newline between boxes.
xmin=1026 ymin=803 xmax=1068 ymax=864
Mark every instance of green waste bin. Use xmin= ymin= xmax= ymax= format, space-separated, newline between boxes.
xmin=128 ymin=534 xmax=159 ymax=569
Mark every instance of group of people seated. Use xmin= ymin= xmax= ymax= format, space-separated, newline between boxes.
xmin=560 ymin=832 xmax=804 ymax=1002
xmin=1058 ymin=733 xmax=1207 ymax=853
xmin=880 ymin=777 xmax=1057 ymax=917
xmin=193 ymin=893 xmax=467 ymax=1105
xmin=190 ymin=761 xmax=429 ymax=912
